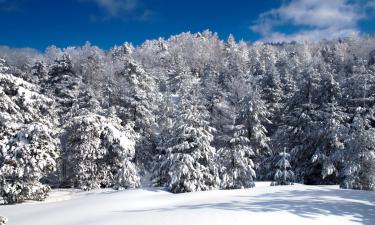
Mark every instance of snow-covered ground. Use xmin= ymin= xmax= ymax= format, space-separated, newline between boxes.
xmin=1 ymin=183 xmax=374 ymax=225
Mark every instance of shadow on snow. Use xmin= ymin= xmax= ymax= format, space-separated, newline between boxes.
xmin=117 ymin=188 xmax=375 ymax=225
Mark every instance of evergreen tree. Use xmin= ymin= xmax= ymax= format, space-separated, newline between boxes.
xmin=239 ymin=84 xmax=270 ymax=168
xmin=116 ymin=59 xmax=158 ymax=168
xmin=29 ymin=60 xmax=48 ymax=85
xmin=0 ymin=123 xmax=59 ymax=204
xmin=271 ymin=148 xmax=295 ymax=186
xmin=217 ymin=119 xmax=256 ymax=189
xmin=47 ymin=53 xmax=81 ymax=114
xmin=0 ymin=64 xmax=59 ymax=203
xmin=341 ymin=108 xmax=375 ymax=191
xmin=2 ymin=32 xmax=375 ymax=196
xmin=275 ymin=65 xmax=324 ymax=183
xmin=62 ymin=114 xmax=140 ymax=190
xmin=153 ymin=89 xmax=219 ymax=193
xmin=309 ymin=70 xmax=347 ymax=183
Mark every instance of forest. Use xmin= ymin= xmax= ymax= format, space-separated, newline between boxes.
xmin=1 ymin=31 xmax=375 ymax=204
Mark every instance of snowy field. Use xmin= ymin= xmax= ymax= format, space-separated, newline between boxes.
xmin=1 ymin=183 xmax=374 ymax=225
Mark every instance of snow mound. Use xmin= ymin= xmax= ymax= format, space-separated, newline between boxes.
xmin=1 ymin=184 xmax=374 ymax=225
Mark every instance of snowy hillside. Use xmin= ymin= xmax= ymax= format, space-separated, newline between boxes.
xmin=1 ymin=183 xmax=374 ymax=225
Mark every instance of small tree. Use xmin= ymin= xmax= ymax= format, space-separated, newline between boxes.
xmin=271 ymin=148 xmax=295 ymax=186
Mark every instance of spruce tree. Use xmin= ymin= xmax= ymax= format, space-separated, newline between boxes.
xmin=153 ymin=87 xmax=219 ymax=193
xmin=218 ymin=119 xmax=256 ymax=189
xmin=341 ymin=108 xmax=375 ymax=191
xmin=0 ymin=63 xmax=59 ymax=203
xmin=271 ymin=148 xmax=295 ymax=186
xmin=239 ymin=84 xmax=270 ymax=168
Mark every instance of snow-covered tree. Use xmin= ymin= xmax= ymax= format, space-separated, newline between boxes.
xmin=0 ymin=65 xmax=59 ymax=204
xmin=274 ymin=65 xmax=324 ymax=183
xmin=271 ymin=148 xmax=295 ymax=186
xmin=341 ymin=108 xmax=375 ymax=191
xmin=62 ymin=114 xmax=140 ymax=190
xmin=308 ymin=70 xmax=348 ymax=183
xmin=29 ymin=60 xmax=48 ymax=84
xmin=47 ymin=53 xmax=81 ymax=114
xmin=153 ymin=88 xmax=219 ymax=193
xmin=114 ymin=59 xmax=158 ymax=168
xmin=117 ymin=59 xmax=157 ymax=131
xmin=0 ymin=123 xmax=59 ymax=203
xmin=217 ymin=120 xmax=256 ymax=189
xmin=104 ymin=121 xmax=141 ymax=190
xmin=239 ymin=85 xmax=271 ymax=166
xmin=2 ymin=32 xmax=375 ymax=195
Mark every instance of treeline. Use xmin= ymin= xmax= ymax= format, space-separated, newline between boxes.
xmin=1 ymin=31 xmax=375 ymax=204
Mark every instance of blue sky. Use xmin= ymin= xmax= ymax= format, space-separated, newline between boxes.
xmin=0 ymin=0 xmax=374 ymax=50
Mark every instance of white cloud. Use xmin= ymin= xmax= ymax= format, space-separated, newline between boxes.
xmin=80 ymin=0 xmax=139 ymax=18
xmin=251 ymin=0 xmax=365 ymax=42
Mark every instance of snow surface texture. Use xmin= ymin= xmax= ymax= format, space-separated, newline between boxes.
xmin=1 ymin=183 xmax=374 ymax=225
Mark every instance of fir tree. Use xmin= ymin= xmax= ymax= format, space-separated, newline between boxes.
xmin=153 ymin=89 xmax=219 ymax=193
xmin=341 ymin=108 xmax=375 ymax=191
xmin=0 ymin=123 xmax=59 ymax=203
xmin=62 ymin=114 xmax=140 ymax=190
xmin=0 ymin=65 xmax=59 ymax=203
xmin=271 ymin=148 xmax=295 ymax=186
xmin=218 ymin=119 xmax=256 ymax=189
xmin=239 ymin=84 xmax=270 ymax=167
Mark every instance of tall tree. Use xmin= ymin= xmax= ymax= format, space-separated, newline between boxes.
xmin=217 ymin=118 xmax=256 ymax=189
xmin=153 ymin=83 xmax=219 ymax=193
xmin=239 ymin=84 xmax=271 ymax=168
xmin=341 ymin=108 xmax=375 ymax=191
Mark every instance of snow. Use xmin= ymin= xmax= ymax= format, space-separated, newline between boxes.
xmin=1 ymin=183 xmax=374 ymax=225
xmin=104 ymin=123 xmax=135 ymax=151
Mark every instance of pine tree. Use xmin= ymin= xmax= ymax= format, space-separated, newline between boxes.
xmin=104 ymin=121 xmax=141 ymax=190
xmin=0 ymin=58 xmax=10 ymax=73
xmin=116 ymin=59 xmax=158 ymax=168
xmin=217 ymin=119 xmax=256 ymax=189
xmin=310 ymin=69 xmax=347 ymax=183
xmin=341 ymin=108 xmax=375 ymax=191
xmin=261 ymin=63 xmax=283 ymax=113
xmin=220 ymin=35 xmax=249 ymax=90
xmin=261 ymin=63 xmax=284 ymax=139
xmin=275 ymin=65 xmax=323 ymax=183
xmin=153 ymin=90 xmax=219 ymax=193
xmin=271 ymin=148 xmax=295 ymax=186
xmin=29 ymin=60 xmax=48 ymax=85
xmin=239 ymin=84 xmax=270 ymax=167
xmin=63 ymin=115 xmax=105 ymax=190
xmin=47 ymin=53 xmax=81 ymax=114
xmin=0 ymin=64 xmax=59 ymax=203
xmin=62 ymin=114 xmax=140 ymax=190
xmin=117 ymin=59 xmax=157 ymax=132
xmin=0 ymin=123 xmax=59 ymax=204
